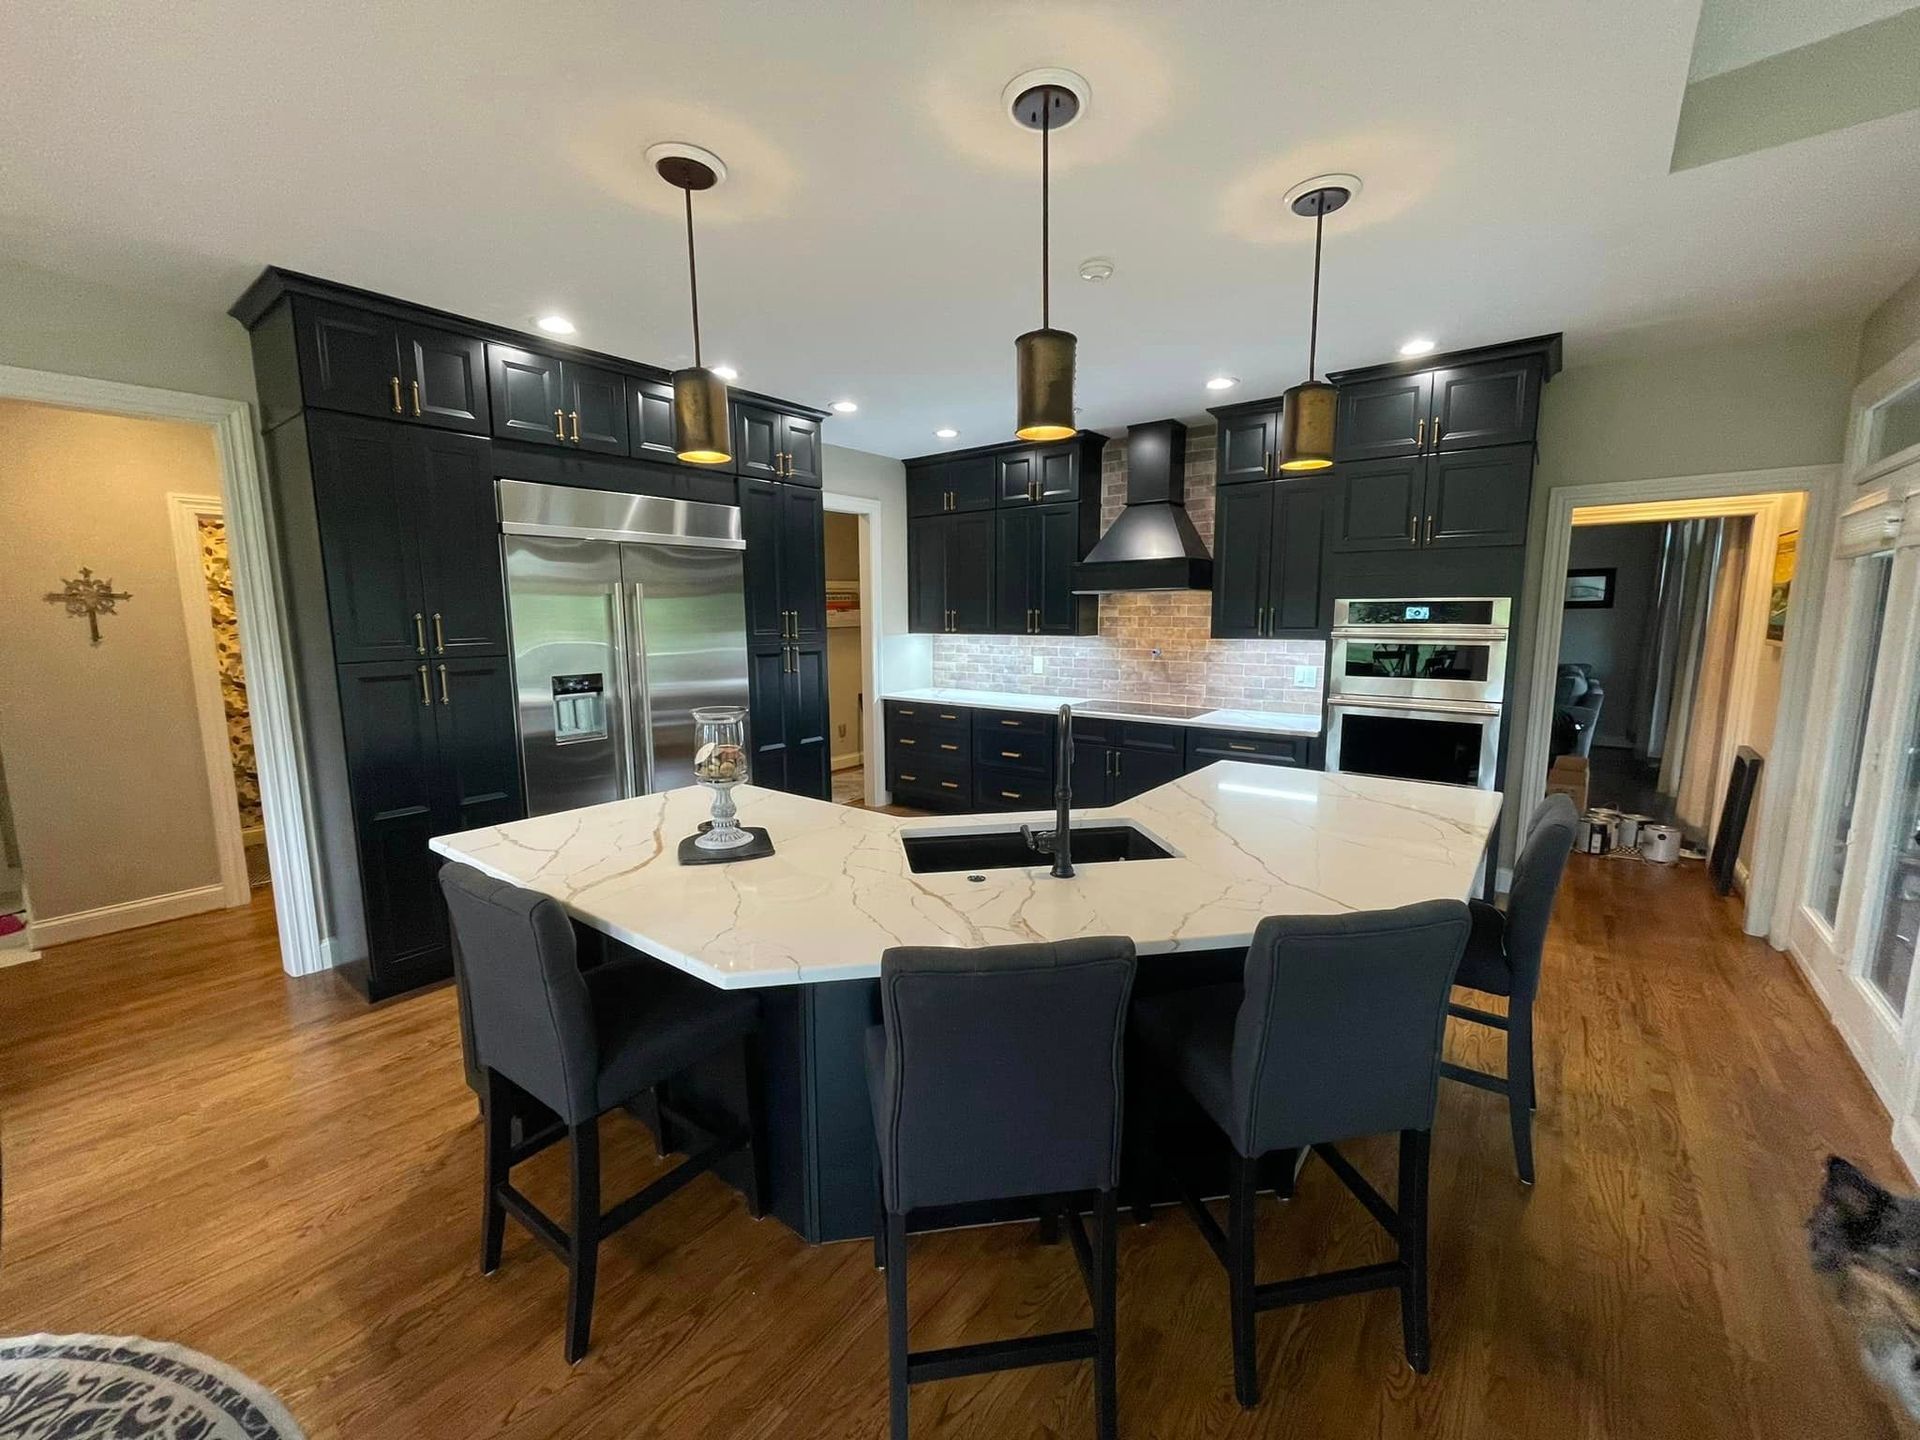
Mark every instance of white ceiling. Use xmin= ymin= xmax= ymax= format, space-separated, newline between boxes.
xmin=2 ymin=0 xmax=1918 ymax=458
xmin=1687 ymin=0 xmax=1920 ymax=79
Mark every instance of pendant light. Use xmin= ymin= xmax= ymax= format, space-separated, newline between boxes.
xmin=1277 ymin=180 xmax=1352 ymax=473
xmin=1010 ymin=78 xmax=1081 ymax=442
xmin=654 ymin=144 xmax=731 ymax=465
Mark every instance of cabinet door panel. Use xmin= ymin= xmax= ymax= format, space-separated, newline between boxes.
xmin=1216 ymin=410 xmax=1279 ymax=484
xmin=781 ymin=484 xmax=827 ymax=640
xmin=907 ymin=464 xmax=948 ymax=518
xmin=1431 ymin=360 xmax=1539 ymax=451
xmin=995 ymin=449 xmax=1038 ymax=505
xmin=783 ymin=641 xmax=832 ymax=799
xmin=1424 ymin=444 xmax=1532 ymax=548
xmin=1113 ymin=747 xmax=1183 ymax=803
xmin=298 ymin=300 xmax=402 ymax=419
xmin=949 ymin=456 xmax=997 ymax=511
xmin=401 ymin=324 xmax=489 ymax=433
xmin=562 ymin=362 xmax=629 ymax=454
xmin=909 ymin=517 xmax=947 ymax=633
xmin=1036 ymin=445 xmax=1078 ymax=502
xmin=781 ymin=414 xmax=823 ymax=486
xmin=309 ymin=415 xmax=427 ymax=663
xmin=1331 ymin=456 xmax=1424 ymax=553
xmin=1210 ymin=481 xmax=1273 ymax=637
xmin=432 ymin=655 xmax=523 ymax=832
xmin=947 ymin=511 xmax=996 ymax=632
xmin=1071 ymin=741 xmax=1112 ymax=808
xmin=994 ymin=508 xmax=1036 ymax=634
xmin=411 ymin=430 xmax=507 ymax=656
xmin=734 ymin=403 xmax=782 ymax=478
xmin=487 ymin=344 xmax=567 ymax=447
xmin=1269 ymin=477 xmax=1332 ymax=637
xmin=1334 ymin=374 xmax=1431 ymax=461
xmin=631 ymin=380 xmax=679 ymax=460
xmin=745 ymin=645 xmax=791 ymax=790
xmin=739 ymin=478 xmax=787 ymax=645
xmin=1033 ymin=503 xmax=1086 ymax=635
xmin=339 ymin=661 xmax=446 ymax=983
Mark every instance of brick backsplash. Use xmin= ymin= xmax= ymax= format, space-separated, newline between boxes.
xmin=931 ymin=427 xmax=1328 ymax=715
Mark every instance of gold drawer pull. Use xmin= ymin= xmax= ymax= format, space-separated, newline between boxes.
xmin=1001 ymin=719 xmax=1022 ymax=727
xmin=1229 ymin=743 xmax=1257 ymax=752
xmin=940 ymin=781 xmax=959 ymax=790
xmin=938 ymin=712 xmax=958 ymax=720
xmin=390 ymin=376 xmax=403 ymax=414
xmin=1001 ymin=791 xmax=1020 ymax=800
xmin=898 ymin=737 xmax=916 ymax=746
xmin=1001 ymin=750 xmax=1021 ymax=758
xmin=411 ymin=379 xmax=422 ymax=416
xmin=899 ymin=772 xmax=917 ymax=782
xmin=939 ymin=743 xmax=958 ymax=751
xmin=897 ymin=707 xmax=915 ymax=716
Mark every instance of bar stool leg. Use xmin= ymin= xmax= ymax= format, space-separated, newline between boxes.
xmin=885 ymin=1210 xmax=910 ymax=1440
xmin=565 ymin=1118 xmax=601 ymax=1364
xmin=1229 ymin=1151 xmax=1260 ymax=1408
xmin=481 ymin=1069 xmax=510 ymax=1275
xmin=1507 ymin=1004 xmax=1536 ymax=1184
xmin=1398 ymin=1128 xmax=1432 ymax=1373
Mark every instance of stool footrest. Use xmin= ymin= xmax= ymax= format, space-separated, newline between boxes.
xmin=1256 ymin=1260 xmax=1407 ymax=1311
xmin=1439 ymin=1059 xmax=1510 ymax=1096
xmin=908 ymin=1329 xmax=1098 ymax=1383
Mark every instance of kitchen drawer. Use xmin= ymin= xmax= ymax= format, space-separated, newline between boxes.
xmin=976 ymin=708 xmax=1054 ymax=738
xmin=888 ymin=752 xmax=971 ymax=809
xmin=976 ymin=727 xmax=1052 ymax=775
xmin=974 ymin=768 xmax=1053 ymax=812
xmin=1071 ymin=716 xmax=1183 ymax=753
xmin=885 ymin=699 xmax=971 ymax=737
xmin=1184 ymin=727 xmax=1317 ymax=771
xmin=891 ymin=729 xmax=969 ymax=767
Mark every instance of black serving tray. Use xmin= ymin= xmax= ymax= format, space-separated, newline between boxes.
xmin=677 ymin=825 xmax=775 ymax=865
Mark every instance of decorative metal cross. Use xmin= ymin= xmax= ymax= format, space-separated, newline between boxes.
xmin=44 ymin=567 xmax=132 ymax=646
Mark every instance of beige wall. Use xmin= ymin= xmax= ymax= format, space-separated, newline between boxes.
xmin=1860 ymin=263 xmax=1920 ymax=380
xmin=0 ymin=401 xmax=225 ymax=919
xmin=822 ymin=442 xmax=929 ymax=696
xmin=0 ymin=258 xmax=257 ymax=404
xmin=823 ymin=511 xmax=864 ymax=766
xmin=1506 ymin=323 xmax=1857 ymax=862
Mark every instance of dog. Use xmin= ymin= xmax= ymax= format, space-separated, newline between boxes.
xmin=1812 ymin=1155 xmax=1920 ymax=1420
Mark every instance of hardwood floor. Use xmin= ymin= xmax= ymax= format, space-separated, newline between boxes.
xmin=0 ymin=859 xmax=1907 ymax=1438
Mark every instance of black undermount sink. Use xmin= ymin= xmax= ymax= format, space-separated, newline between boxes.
xmin=900 ymin=823 xmax=1176 ymax=875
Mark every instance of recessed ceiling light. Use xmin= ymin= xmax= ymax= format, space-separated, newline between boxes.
xmin=534 ymin=314 xmax=576 ymax=336
xmin=830 ymin=399 xmax=858 ymax=414
xmin=1205 ymin=375 xmax=1239 ymax=391
xmin=712 ymin=364 xmax=739 ymax=381
xmin=1398 ymin=337 xmax=1437 ymax=357
xmin=934 ymin=427 xmax=959 ymax=439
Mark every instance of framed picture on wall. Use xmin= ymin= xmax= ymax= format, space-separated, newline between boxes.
xmin=1564 ymin=568 xmax=1616 ymax=609
xmin=1768 ymin=530 xmax=1797 ymax=642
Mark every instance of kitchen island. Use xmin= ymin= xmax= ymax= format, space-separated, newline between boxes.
xmin=431 ymin=762 xmax=1502 ymax=1239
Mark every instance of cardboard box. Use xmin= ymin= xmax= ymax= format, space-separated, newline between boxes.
xmin=1545 ymin=755 xmax=1589 ymax=813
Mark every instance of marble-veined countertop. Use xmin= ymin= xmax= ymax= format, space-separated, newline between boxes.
xmin=429 ymin=763 xmax=1500 ymax=990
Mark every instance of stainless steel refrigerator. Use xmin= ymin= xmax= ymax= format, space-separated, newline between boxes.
xmin=497 ymin=479 xmax=749 ymax=816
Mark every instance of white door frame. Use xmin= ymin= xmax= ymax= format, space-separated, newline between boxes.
xmin=822 ymin=489 xmax=888 ymax=807
xmin=164 ymin=492 xmax=252 ymax=909
xmin=0 ymin=365 xmax=324 ymax=976
xmin=1516 ymin=464 xmax=1838 ymax=937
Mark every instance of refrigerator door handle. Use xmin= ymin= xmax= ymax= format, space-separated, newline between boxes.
xmin=607 ymin=580 xmax=640 ymax=798
xmin=629 ymin=582 xmax=657 ymax=794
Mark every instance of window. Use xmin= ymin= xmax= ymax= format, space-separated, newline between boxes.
xmin=1865 ymin=376 xmax=1920 ymax=470
xmin=1810 ymin=552 xmax=1894 ymax=927
xmin=1865 ymin=679 xmax=1920 ymax=1013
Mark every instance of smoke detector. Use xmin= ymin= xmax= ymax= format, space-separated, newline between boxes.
xmin=1079 ymin=257 xmax=1114 ymax=282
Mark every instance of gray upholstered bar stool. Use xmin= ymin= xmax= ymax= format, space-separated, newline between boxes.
xmin=440 ymin=863 xmax=768 ymax=1364
xmin=867 ymin=937 xmax=1137 ymax=1440
xmin=1131 ymin=900 xmax=1471 ymax=1407
xmin=1440 ymin=793 xmax=1578 ymax=1184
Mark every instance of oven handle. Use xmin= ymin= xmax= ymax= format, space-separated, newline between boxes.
xmin=1329 ymin=625 xmax=1511 ymax=643
xmin=1326 ymin=696 xmax=1503 ymax=718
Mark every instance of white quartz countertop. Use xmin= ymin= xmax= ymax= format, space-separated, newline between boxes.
xmin=882 ymin=688 xmax=1322 ymax=737
xmin=429 ymin=764 xmax=1500 ymax=990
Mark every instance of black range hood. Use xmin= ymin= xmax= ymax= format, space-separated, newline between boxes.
xmin=1071 ymin=419 xmax=1213 ymax=593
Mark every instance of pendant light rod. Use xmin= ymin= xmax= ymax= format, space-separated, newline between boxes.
xmin=1308 ymin=201 xmax=1323 ymax=380
xmin=683 ymin=186 xmax=703 ymax=368
xmin=1041 ymin=91 xmax=1052 ymax=329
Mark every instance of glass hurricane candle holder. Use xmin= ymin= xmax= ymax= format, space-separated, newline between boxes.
xmin=691 ymin=705 xmax=754 ymax=851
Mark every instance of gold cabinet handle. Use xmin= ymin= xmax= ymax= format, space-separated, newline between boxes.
xmin=413 ymin=612 xmax=426 ymax=655
xmin=1001 ymin=719 xmax=1021 ymax=727
xmin=898 ymin=737 xmax=916 ymax=746
xmin=1001 ymin=791 xmax=1020 ymax=800
xmin=411 ymin=379 xmax=422 ymax=417
xmin=898 ymin=707 xmax=915 ymax=716
xmin=939 ymin=742 xmax=958 ymax=752
xmin=417 ymin=664 xmax=431 ymax=705
xmin=899 ymin=772 xmax=918 ymax=782
xmin=1001 ymin=750 xmax=1021 ymax=759
xmin=1229 ymin=743 xmax=1257 ymax=752
xmin=1264 ymin=448 xmax=1273 ymax=476
xmin=437 ymin=662 xmax=450 ymax=704
xmin=1415 ymin=417 xmax=1426 ymax=450
xmin=939 ymin=780 xmax=959 ymax=790
xmin=938 ymin=711 xmax=958 ymax=721
xmin=391 ymin=376 xmax=404 ymax=414
xmin=570 ymin=411 xmax=581 ymax=443
xmin=553 ymin=409 xmax=566 ymax=439
xmin=432 ymin=612 xmax=446 ymax=653
xmin=1426 ymin=515 xmax=1436 ymax=544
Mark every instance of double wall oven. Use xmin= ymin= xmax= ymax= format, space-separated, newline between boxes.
xmin=1325 ymin=597 xmax=1510 ymax=790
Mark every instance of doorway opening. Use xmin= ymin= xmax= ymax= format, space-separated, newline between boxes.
xmin=0 ymin=399 xmax=279 ymax=956
xmin=824 ymin=509 xmax=868 ymax=805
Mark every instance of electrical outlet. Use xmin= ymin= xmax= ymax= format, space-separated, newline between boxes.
xmin=1293 ymin=664 xmax=1320 ymax=688
xmin=1031 ymin=654 xmax=1045 ymax=675
xmin=837 ymin=723 xmax=847 ymax=738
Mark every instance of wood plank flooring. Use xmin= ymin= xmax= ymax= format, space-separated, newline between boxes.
xmin=0 ymin=857 xmax=1907 ymax=1438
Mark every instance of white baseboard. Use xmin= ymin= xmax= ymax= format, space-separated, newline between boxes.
xmin=28 ymin=883 xmax=227 ymax=949
xmin=832 ymin=751 xmax=863 ymax=770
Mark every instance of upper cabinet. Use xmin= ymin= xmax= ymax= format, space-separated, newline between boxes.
xmin=907 ymin=455 xmax=996 ymax=516
xmin=1210 ymin=476 xmax=1333 ymax=638
xmin=1213 ymin=405 xmax=1285 ymax=484
xmin=1331 ymin=374 xmax=1431 ymax=462
xmin=486 ymin=344 xmax=630 ymax=454
xmin=1329 ymin=339 xmax=1558 ymax=462
xmin=294 ymin=299 xmax=489 ymax=435
xmin=734 ymin=402 xmax=823 ymax=485
xmin=995 ymin=441 xmax=1085 ymax=505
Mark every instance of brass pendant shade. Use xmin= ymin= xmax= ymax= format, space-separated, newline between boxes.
xmin=1275 ymin=182 xmax=1350 ymax=473
xmin=1277 ymin=380 xmax=1336 ymax=471
xmin=1015 ymin=326 xmax=1078 ymax=441
xmin=672 ymin=365 xmax=731 ymax=465
xmin=657 ymin=148 xmax=732 ymax=465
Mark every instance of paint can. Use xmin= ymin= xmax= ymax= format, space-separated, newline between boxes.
xmin=1615 ymin=813 xmax=1652 ymax=850
xmin=1581 ymin=810 xmax=1614 ymax=854
xmin=1639 ymin=824 xmax=1682 ymax=865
